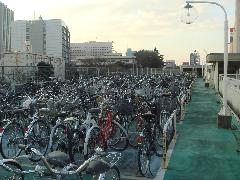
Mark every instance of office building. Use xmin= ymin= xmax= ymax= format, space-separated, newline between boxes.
xmin=70 ymin=41 xmax=113 ymax=60
xmin=126 ymin=48 xmax=136 ymax=57
xmin=190 ymin=50 xmax=200 ymax=65
xmin=0 ymin=1 xmax=14 ymax=54
xmin=11 ymin=18 xmax=70 ymax=63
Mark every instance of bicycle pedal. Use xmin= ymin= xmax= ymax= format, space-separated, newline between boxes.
xmin=135 ymin=170 xmax=144 ymax=177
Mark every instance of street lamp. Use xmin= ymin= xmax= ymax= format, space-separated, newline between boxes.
xmin=181 ymin=1 xmax=229 ymax=116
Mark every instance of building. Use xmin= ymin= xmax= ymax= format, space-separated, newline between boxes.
xmin=11 ymin=18 xmax=70 ymax=63
xmin=233 ymin=0 xmax=240 ymax=52
xmin=0 ymin=52 xmax=65 ymax=82
xmin=206 ymin=53 xmax=240 ymax=90
xmin=126 ymin=48 xmax=136 ymax=57
xmin=164 ymin=60 xmax=176 ymax=69
xmin=230 ymin=28 xmax=235 ymax=53
xmin=190 ymin=50 xmax=200 ymax=65
xmin=73 ymin=52 xmax=135 ymax=66
xmin=0 ymin=1 xmax=14 ymax=54
xmin=70 ymin=41 xmax=113 ymax=60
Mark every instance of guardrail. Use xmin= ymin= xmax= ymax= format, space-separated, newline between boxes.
xmin=219 ymin=74 xmax=240 ymax=119
xmin=162 ymin=110 xmax=177 ymax=169
xmin=180 ymin=94 xmax=187 ymax=121
xmin=162 ymin=89 xmax=189 ymax=168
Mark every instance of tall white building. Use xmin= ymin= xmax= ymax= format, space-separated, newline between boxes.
xmin=11 ymin=18 xmax=70 ymax=63
xmin=0 ymin=1 xmax=14 ymax=54
xmin=71 ymin=41 xmax=113 ymax=60
xmin=234 ymin=0 xmax=240 ymax=53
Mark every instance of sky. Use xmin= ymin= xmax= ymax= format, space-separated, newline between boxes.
xmin=1 ymin=0 xmax=236 ymax=64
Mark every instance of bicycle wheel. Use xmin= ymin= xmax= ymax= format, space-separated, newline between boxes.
xmin=166 ymin=122 xmax=174 ymax=148
xmin=0 ymin=160 xmax=24 ymax=180
xmin=154 ymin=125 xmax=163 ymax=157
xmin=176 ymin=101 xmax=181 ymax=122
xmin=49 ymin=124 xmax=70 ymax=153
xmin=84 ymin=127 xmax=100 ymax=160
xmin=69 ymin=128 xmax=85 ymax=163
xmin=108 ymin=121 xmax=129 ymax=151
xmin=127 ymin=118 xmax=140 ymax=147
xmin=98 ymin=165 xmax=120 ymax=180
xmin=27 ymin=119 xmax=50 ymax=162
xmin=138 ymin=137 xmax=152 ymax=177
xmin=0 ymin=122 xmax=25 ymax=159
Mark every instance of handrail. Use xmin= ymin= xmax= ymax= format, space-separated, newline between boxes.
xmin=162 ymin=110 xmax=177 ymax=169
xmin=219 ymin=74 xmax=240 ymax=80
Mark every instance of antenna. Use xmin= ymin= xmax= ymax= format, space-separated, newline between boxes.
xmin=34 ymin=11 xmax=35 ymax=20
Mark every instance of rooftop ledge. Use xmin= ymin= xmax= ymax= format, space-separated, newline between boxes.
xmin=207 ymin=53 xmax=240 ymax=63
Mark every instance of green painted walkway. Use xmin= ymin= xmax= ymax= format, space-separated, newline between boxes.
xmin=164 ymin=79 xmax=240 ymax=180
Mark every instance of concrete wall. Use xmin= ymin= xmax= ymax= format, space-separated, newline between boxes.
xmin=0 ymin=52 xmax=65 ymax=81
xmin=219 ymin=76 xmax=240 ymax=117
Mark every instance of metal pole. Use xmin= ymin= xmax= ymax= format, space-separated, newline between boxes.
xmin=186 ymin=0 xmax=229 ymax=116
xmin=174 ymin=111 xmax=177 ymax=141
xmin=163 ymin=131 xmax=167 ymax=169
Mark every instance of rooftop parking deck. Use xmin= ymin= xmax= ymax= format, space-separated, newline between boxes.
xmin=164 ymin=79 xmax=240 ymax=180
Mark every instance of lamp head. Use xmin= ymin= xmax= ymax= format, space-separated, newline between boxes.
xmin=181 ymin=3 xmax=198 ymax=24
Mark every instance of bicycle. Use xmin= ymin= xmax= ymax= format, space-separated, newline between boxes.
xmin=137 ymin=111 xmax=163 ymax=177
xmin=0 ymin=144 xmax=121 ymax=180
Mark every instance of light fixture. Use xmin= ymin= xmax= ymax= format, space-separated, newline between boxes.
xmin=180 ymin=3 xmax=198 ymax=24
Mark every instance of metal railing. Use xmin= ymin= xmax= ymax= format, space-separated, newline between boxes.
xmin=162 ymin=110 xmax=177 ymax=169
xmin=162 ymin=90 xmax=189 ymax=168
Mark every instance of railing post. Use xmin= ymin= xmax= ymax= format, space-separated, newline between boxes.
xmin=181 ymin=98 xmax=184 ymax=121
xmin=163 ymin=130 xmax=167 ymax=169
xmin=174 ymin=111 xmax=177 ymax=141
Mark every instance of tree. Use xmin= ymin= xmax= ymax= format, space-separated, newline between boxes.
xmin=134 ymin=47 xmax=164 ymax=68
xmin=37 ymin=61 xmax=54 ymax=81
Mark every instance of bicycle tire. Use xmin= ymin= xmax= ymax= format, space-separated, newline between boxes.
xmin=49 ymin=124 xmax=70 ymax=154
xmin=108 ymin=121 xmax=129 ymax=151
xmin=137 ymin=141 xmax=152 ymax=177
xmin=68 ymin=128 xmax=85 ymax=163
xmin=154 ymin=125 xmax=163 ymax=157
xmin=27 ymin=119 xmax=51 ymax=162
xmin=0 ymin=122 xmax=24 ymax=159
xmin=84 ymin=127 xmax=100 ymax=160
xmin=176 ymin=101 xmax=181 ymax=122
xmin=0 ymin=160 xmax=24 ymax=180
xmin=127 ymin=117 xmax=140 ymax=147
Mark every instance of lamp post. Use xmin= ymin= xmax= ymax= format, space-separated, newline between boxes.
xmin=182 ymin=1 xmax=229 ymax=116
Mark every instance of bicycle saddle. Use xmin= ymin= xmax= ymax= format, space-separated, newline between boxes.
xmin=46 ymin=151 xmax=71 ymax=168
xmin=56 ymin=111 xmax=68 ymax=118
xmin=142 ymin=111 xmax=156 ymax=120
xmin=39 ymin=108 xmax=50 ymax=114
xmin=89 ymin=108 xmax=101 ymax=114
xmin=13 ymin=108 xmax=25 ymax=114
xmin=85 ymin=160 xmax=110 ymax=175
xmin=162 ymin=92 xmax=172 ymax=97
xmin=72 ymin=111 xmax=82 ymax=117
